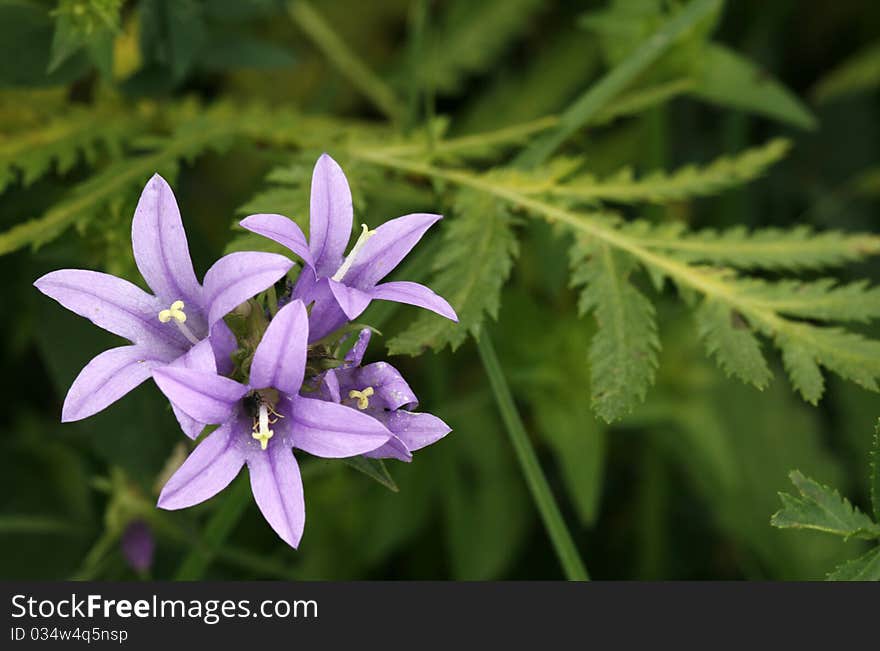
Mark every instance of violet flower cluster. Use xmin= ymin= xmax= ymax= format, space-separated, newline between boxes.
xmin=35 ymin=154 xmax=457 ymax=549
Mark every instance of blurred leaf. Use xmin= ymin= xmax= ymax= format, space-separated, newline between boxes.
xmin=827 ymin=546 xmax=880 ymax=581
xmin=771 ymin=470 xmax=880 ymax=540
xmin=692 ymin=44 xmax=817 ymax=130
xmin=812 ymin=41 xmax=880 ymax=104
xmin=695 ymin=297 xmax=771 ymax=389
xmin=139 ymin=0 xmax=206 ymax=81
xmin=341 ymin=456 xmax=398 ymax=492
xmin=48 ymin=0 xmax=123 ymax=74
xmin=871 ymin=423 xmax=880 ymax=522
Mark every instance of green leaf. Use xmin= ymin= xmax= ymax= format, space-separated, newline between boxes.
xmin=812 ymin=41 xmax=880 ymax=104
xmin=771 ymin=470 xmax=880 ymax=540
xmin=417 ymin=0 xmax=544 ymax=93
xmin=695 ymin=298 xmax=772 ymax=388
xmin=48 ymin=0 xmax=123 ymax=74
xmin=827 ymin=546 xmax=880 ymax=581
xmin=388 ymin=189 xmax=518 ymax=355
xmin=517 ymin=0 xmax=725 ymax=166
xmin=341 ymin=456 xmax=398 ymax=492
xmin=692 ymin=44 xmax=817 ymax=130
xmin=570 ymin=238 xmax=659 ymax=422
xmin=550 ymin=139 xmax=791 ymax=204
xmin=629 ymin=224 xmax=880 ymax=271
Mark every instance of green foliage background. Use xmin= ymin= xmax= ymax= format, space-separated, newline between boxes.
xmin=2 ymin=0 xmax=880 ymax=580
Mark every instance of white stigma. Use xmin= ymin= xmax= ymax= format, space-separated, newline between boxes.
xmin=332 ymin=224 xmax=376 ymax=282
xmin=252 ymin=403 xmax=274 ymax=451
xmin=157 ymin=299 xmax=199 ymax=345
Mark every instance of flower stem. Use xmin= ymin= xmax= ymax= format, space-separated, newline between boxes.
xmin=476 ymin=332 xmax=590 ymax=581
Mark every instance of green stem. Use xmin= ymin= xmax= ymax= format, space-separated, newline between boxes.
xmin=476 ymin=332 xmax=589 ymax=581
xmin=289 ymin=0 xmax=402 ymax=124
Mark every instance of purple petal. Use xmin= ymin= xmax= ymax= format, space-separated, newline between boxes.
xmin=336 ymin=361 xmax=418 ymax=411
xmin=315 ymin=369 xmax=342 ymax=403
xmin=378 ymin=410 xmax=451 ymax=452
xmin=131 ymin=174 xmax=203 ymax=307
xmin=168 ymin=339 xmax=217 ymax=439
xmin=309 ymin=154 xmax=353 ymax=277
xmin=296 ymin=276 xmax=348 ymax=342
xmin=209 ymin=320 xmax=238 ymax=376
xmin=250 ymin=300 xmax=308 ymax=395
xmin=328 ymin=279 xmax=372 ymax=320
xmin=34 ymin=269 xmax=186 ymax=354
xmin=343 ymin=213 xmax=441 ymax=289
xmin=364 ymin=435 xmax=413 ymax=462
xmin=287 ymin=395 xmax=391 ymax=458
xmin=61 ymin=345 xmax=162 ymax=422
xmin=372 ymin=281 xmax=458 ymax=322
xmin=152 ymin=367 xmax=247 ymax=424
xmin=240 ymin=213 xmax=315 ymax=270
xmin=344 ymin=328 xmax=372 ymax=366
xmin=121 ymin=520 xmax=155 ymax=573
xmin=202 ymin=251 xmax=293 ymax=328
xmin=158 ymin=420 xmax=246 ymax=510
xmin=247 ymin=444 xmax=305 ymax=548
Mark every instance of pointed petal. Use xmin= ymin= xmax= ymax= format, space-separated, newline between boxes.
xmin=202 ymin=251 xmax=293 ymax=327
xmin=344 ymin=328 xmax=372 ymax=367
xmin=364 ymin=435 xmax=413 ymax=462
xmin=152 ymin=367 xmax=247 ymax=424
xmin=328 ymin=279 xmax=372 ymax=320
xmin=372 ymin=281 xmax=458 ymax=321
xmin=168 ymin=339 xmax=217 ymax=439
xmin=287 ymin=395 xmax=391 ymax=458
xmin=34 ymin=269 xmax=185 ymax=353
xmin=209 ymin=320 xmax=238 ymax=376
xmin=309 ymin=154 xmax=353 ymax=277
xmin=247 ymin=444 xmax=305 ymax=548
xmin=336 ymin=360 xmax=418 ymax=410
xmin=344 ymin=213 xmax=441 ymax=289
xmin=131 ymin=174 xmax=203 ymax=307
xmin=378 ymin=410 xmax=451 ymax=452
xmin=157 ymin=420 xmax=245 ymax=510
xmin=250 ymin=300 xmax=308 ymax=395
xmin=315 ymin=369 xmax=342 ymax=403
xmin=240 ymin=213 xmax=315 ymax=270
xmin=61 ymin=345 xmax=162 ymax=422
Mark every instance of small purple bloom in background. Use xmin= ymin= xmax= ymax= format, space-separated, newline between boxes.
xmin=240 ymin=154 xmax=458 ymax=341
xmin=151 ymin=300 xmax=393 ymax=548
xmin=121 ymin=520 xmax=155 ymax=574
xmin=318 ymin=329 xmax=451 ymax=461
xmin=34 ymin=174 xmax=293 ymax=434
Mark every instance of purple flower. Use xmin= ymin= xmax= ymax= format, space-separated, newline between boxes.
xmin=318 ymin=329 xmax=451 ymax=461
xmin=34 ymin=174 xmax=293 ymax=433
xmin=121 ymin=520 xmax=155 ymax=574
xmin=150 ymin=300 xmax=393 ymax=548
xmin=240 ymin=154 xmax=458 ymax=341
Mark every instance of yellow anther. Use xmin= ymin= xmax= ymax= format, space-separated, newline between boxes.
xmin=348 ymin=386 xmax=374 ymax=410
xmin=158 ymin=299 xmax=187 ymax=323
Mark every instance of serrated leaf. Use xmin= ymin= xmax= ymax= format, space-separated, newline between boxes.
xmin=341 ymin=456 xmax=398 ymax=492
xmin=694 ymin=298 xmax=772 ymax=388
xmin=742 ymin=279 xmax=880 ymax=323
xmin=776 ymin=324 xmax=880 ymax=404
xmin=388 ymin=190 xmax=518 ymax=355
xmin=771 ymin=470 xmax=880 ymax=540
xmin=571 ymin=238 xmax=659 ymax=422
xmin=552 ymin=139 xmax=791 ymax=204
xmin=827 ymin=546 xmax=880 ymax=581
xmin=693 ymin=44 xmax=817 ymax=130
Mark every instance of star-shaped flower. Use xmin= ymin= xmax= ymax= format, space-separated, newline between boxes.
xmin=317 ymin=329 xmax=451 ymax=462
xmin=34 ymin=174 xmax=294 ymax=434
xmin=151 ymin=300 xmax=393 ymax=548
xmin=240 ymin=154 xmax=458 ymax=341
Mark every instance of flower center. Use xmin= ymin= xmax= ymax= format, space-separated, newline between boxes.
xmin=332 ymin=224 xmax=376 ymax=282
xmin=252 ymin=401 xmax=283 ymax=451
xmin=157 ymin=299 xmax=199 ymax=345
xmin=348 ymin=386 xmax=374 ymax=410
